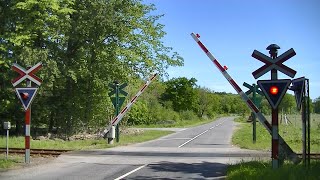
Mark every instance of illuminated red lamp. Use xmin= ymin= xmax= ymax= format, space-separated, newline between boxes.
xmin=20 ymin=93 xmax=29 ymax=100
xmin=269 ymin=86 xmax=279 ymax=95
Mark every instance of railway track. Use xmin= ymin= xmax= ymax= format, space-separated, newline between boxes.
xmin=1 ymin=148 xmax=319 ymax=159
xmin=0 ymin=148 xmax=72 ymax=156
xmin=297 ymin=153 xmax=320 ymax=160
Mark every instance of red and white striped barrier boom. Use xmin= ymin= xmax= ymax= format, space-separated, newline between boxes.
xmin=191 ymin=33 xmax=300 ymax=164
xmin=102 ymin=73 xmax=158 ymax=136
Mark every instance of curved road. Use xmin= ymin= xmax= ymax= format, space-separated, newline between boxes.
xmin=0 ymin=117 xmax=269 ymax=180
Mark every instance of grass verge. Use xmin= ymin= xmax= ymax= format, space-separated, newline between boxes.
xmin=230 ymin=114 xmax=320 ymax=179
xmin=0 ymin=130 xmax=173 ymax=169
xmin=131 ymin=115 xmax=224 ymax=128
xmin=0 ymin=130 xmax=173 ymax=150
xmin=227 ymin=160 xmax=320 ymax=180
xmin=232 ymin=114 xmax=320 ymax=152
xmin=0 ymin=155 xmax=23 ymax=169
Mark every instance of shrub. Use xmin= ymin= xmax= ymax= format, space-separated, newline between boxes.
xmin=179 ymin=110 xmax=199 ymax=121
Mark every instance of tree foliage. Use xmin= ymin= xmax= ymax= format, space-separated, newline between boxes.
xmin=161 ymin=77 xmax=198 ymax=112
xmin=0 ymin=0 xmax=311 ymax=137
xmin=314 ymin=97 xmax=320 ymax=114
xmin=0 ymin=0 xmax=183 ymax=136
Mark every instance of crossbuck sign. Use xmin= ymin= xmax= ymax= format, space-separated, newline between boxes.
xmin=12 ymin=62 xmax=42 ymax=87
xmin=252 ymin=49 xmax=297 ymax=79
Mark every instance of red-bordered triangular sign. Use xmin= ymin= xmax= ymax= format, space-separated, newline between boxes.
xmin=290 ymin=77 xmax=305 ymax=110
xmin=15 ymin=88 xmax=38 ymax=111
xmin=258 ymin=79 xmax=291 ymax=109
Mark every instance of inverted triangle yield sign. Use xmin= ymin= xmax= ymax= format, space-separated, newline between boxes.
xmin=290 ymin=77 xmax=305 ymax=110
xmin=15 ymin=88 xmax=38 ymax=111
xmin=257 ymin=79 xmax=291 ymax=109
xmin=110 ymin=97 xmax=126 ymax=109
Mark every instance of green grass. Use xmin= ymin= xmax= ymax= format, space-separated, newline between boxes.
xmin=232 ymin=114 xmax=320 ymax=153
xmin=132 ymin=116 xmax=223 ymax=128
xmin=0 ymin=130 xmax=173 ymax=169
xmin=230 ymin=114 xmax=320 ymax=179
xmin=0 ymin=155 xmax=23 ymax=169
xmin=0 ymin=130 xmax=173 ymax=150
xmin=227 ymin=160 xmax=320 ymax=180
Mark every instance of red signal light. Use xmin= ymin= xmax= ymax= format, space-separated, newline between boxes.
xmin=269 ymin=86 xmax=279 ymax=95
xmin=20 ymin=93 xmax=29 ymax=100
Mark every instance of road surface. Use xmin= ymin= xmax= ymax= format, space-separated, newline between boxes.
xmin=0 ymin=117 xmax=269 ymax=180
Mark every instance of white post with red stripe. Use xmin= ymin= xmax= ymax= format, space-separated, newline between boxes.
xmin=102 ymin=73 xmax=158 ymax=137
xmin=11 ymin=63 xmax=42 ymax=164
xmin=190 ymin=33 xmax=300 ymax=164
xmin=24 ymin=76 xmax=32 ymax=164
xmin=25 ymin=108 xmax=31 ymax=163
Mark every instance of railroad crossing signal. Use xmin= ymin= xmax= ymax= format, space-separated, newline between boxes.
xmin=11 ymin=62 xmax=42 ymax=164
xmin=243 ymin=82 xmax=263 ymax=96
xmin=257 ymin=79 xmax=291 ymax=109
xmin=108 ymin=82 xmax=128 ymax=108
xmin=108 ymin=81 xmax=128 ymax=143
xmin=251 ymin=48 xmax=297 ymax=79
xmin=289 ymin=77 xmax=305 ymax=110
xmin=243 ymin=82 xmax=263 ymax=107
xmin=243 ymin=82 xmax=264 ymax=144
xmin=108 ymin=83 xmax=128 ymax=97
xmin=110 ymin=97 xmax=126 ymax=109
xmin=12 ymin=62 xmax=42 ymax=87
xmin=15 ymin=88 xmax=38 ymax=111
xmin=191 ymin=33 xmax=300 ymax=165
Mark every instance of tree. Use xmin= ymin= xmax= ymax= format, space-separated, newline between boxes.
xmin=0 ymin=0 xmax=184 ymax=136
xmin=279 ymin=93 xmax=295 ymax=114
xmin=195 ymin=87 xmax=212 ymax=117
xmin=161 ymin=77 xmax=198 ymax=112
xmin=314 ymin=97 xmax=320 ymax=114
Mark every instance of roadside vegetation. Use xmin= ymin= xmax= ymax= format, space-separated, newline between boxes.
xmin=232 ymin=113 xmax=320 ymax=152
xmin=0 ymin=130 xmax=173 ymax=169
xmin=227 ymin=160 xmax=320 ymax=180
xmin=230 ymin=114 xmax=320 ymax=179
xmin=0 ymin=0 xmax=249 ymax=141
xmin=0 ymin=130 xmax=173 ymax=150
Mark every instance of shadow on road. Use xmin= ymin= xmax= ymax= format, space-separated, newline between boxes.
xmin=68 ymin=150 xmax=267 ymax=158
xmin=127 ymin=161 xmax=227 ymax=180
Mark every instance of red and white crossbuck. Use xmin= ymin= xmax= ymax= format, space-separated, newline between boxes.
xmin=12 ymin=62 xmax=42 ymax=87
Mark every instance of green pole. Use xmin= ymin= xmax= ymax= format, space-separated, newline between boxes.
xmin=115 ymin=82 xmax=120 ymax=143
xmin=252 ymin=84 xmax=257 ymax=144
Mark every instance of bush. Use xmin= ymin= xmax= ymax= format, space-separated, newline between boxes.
xmin=148 ymin=101 xmax=180 ymax=123
xmin=127 ymin=101 xmax=151 ymax=125
xmin=179 ymin=110 xmax=199 ymax=121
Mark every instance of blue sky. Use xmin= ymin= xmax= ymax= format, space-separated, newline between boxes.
xmin=144 ymin=0 xmax=320 ymax=100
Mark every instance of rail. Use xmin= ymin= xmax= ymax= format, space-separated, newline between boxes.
xmin=0 ymin=148 xmax=72 ymax=156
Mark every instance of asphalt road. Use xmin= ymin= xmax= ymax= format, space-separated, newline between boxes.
xmin=0 ymin=117 xmax=269 ymax=180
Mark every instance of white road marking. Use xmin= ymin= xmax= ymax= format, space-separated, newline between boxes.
xmin=114 ymin=164 xmax=147 ymax=180
xmin=159 ymin=138 xmax=192 ymax=140
xmin=178 ymin=120 xmax=225 ymax=148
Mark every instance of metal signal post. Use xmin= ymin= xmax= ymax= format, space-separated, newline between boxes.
xmin=108 ymin=81 xmax=127 ymax=143
xmin=269 ymin=45 xmax=280 ymax=169
xmin=243 ymin=82 xmax=263 ymax=143
xmin=290 ymin=77 xmax=311 ymax=167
